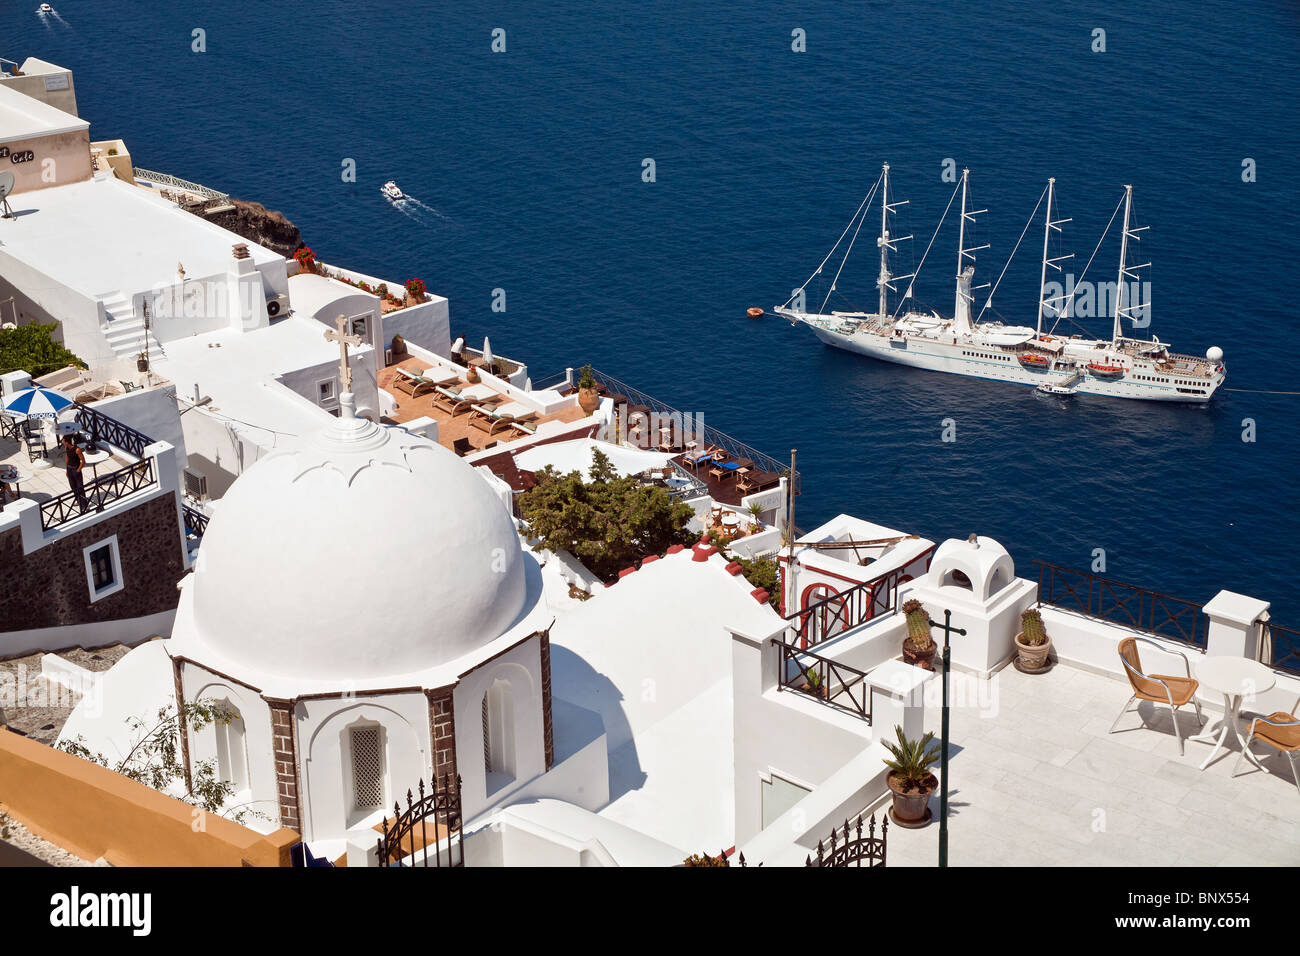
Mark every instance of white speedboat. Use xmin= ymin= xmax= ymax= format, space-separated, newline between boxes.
xmin=39 ymin=4 xmax=53 ymax=12
xmin=381 ymin=181 xmax=405 ymax=201
xmin=777 ymin=165 xmax=1226 ymax=403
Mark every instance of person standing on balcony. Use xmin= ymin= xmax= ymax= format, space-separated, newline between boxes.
xmin=62 ymin=434 xmax=89 ymax=513
xmin=451 ymin=333 xmax=465 ymax=366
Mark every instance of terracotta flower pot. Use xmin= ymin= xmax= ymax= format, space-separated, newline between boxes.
xmin=902 ymin=637 xmax=936 ymax=670
xmin=578 ymin=386 xmax=600 ymax=415
xmin=466 ymin=365 xmax=480 ymax=384
xmin=887 ymin=771 xmax=937 ymax=825
xmin=1015 ymin=631 xmax=1052 ymax=671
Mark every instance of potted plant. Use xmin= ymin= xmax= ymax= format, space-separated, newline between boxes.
xmin=882 ymin=725 xmax=940 ymax=826
xmin=576 ymin=364 xmax=600 ymax=414
xmin=405 ymin=277 xmax=427 ymax=305
xmin=135 ymin=351 xmax=149 ymax=373
xmin=292 ymin=246 xmax=316 ymax=274
xmin=747 ymin=501 xmax=764 ymax=530
xmin=799 ymin=667 xmax=827 ymax=699
xmin=1015 ymin=607 xmax=1052 ymax=671
xmin=901 ymin=598 xmax=936 ymax=669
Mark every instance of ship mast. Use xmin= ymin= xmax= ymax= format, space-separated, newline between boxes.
xmin=1036 ymin=178 xmax=1072 ymax=335
xmin=875 ymin=163 xmax=910 ymax=317
xmin=1110 ymin=184 xmax=1150 ymax=344
xmin=954 ymin=168 xmax=987 ymax=334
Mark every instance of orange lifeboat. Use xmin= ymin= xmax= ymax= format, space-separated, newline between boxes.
xmin=1087 ymin=362 xmax=1125 ymax=379
xmin=746 ymin=307 xmax=764 ymax=319
xmin=1018 ymin=353 xmax=1049 ymax=370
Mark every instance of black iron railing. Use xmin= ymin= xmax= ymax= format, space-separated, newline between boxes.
xmin=775 ymin=636 xmax=872 ymax=722
xmin=376 ymin=775 xmax=464 ymax=868
xmin=542 ymin=366 xmax=799 ymax=494
xmin=40 ymin=458 xmax=156 ymax=531
xmin=806 ymin=813 xmax=887 ymax=867
xmin=785 ymin=558 xmax=929 ymax=649
xmin=72 ymin=403 xmax=154 ymax=459
xmin=1265 ymin=623 xmax=1300 ymax=677
xmin=1034 ymin=561 xmax=1207 ymax=649
xmin=183 ymin=505 xmax=210 ymax=540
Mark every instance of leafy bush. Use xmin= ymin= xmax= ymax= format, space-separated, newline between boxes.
xmin=520 ymin=449 xmax=696 ymax=580
xmin=0 ymin=323 xmax=85 ymax=378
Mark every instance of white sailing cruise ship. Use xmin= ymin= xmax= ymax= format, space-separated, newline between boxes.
xmin=776 ymin=165 xmax=1226 ymax=403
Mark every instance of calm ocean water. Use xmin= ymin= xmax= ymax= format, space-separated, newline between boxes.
xmin=14 ymin=1 xmax=1300 ymax=619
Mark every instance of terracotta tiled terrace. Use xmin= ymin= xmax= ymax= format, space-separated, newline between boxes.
xmin=379 ymin=355 xmax=591 ymax=457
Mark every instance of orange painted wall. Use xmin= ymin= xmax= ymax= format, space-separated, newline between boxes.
xmin=0 ymin=728 xmax=298 ymax=866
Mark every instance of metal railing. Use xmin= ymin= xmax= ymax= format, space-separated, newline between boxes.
xmin=784 ymin=558 xmax=928 ymax=649
xmin=40 ymin=458 xmax=156 ymax=531
xmin=72 ymin=403 xmax=154 ymax=459
xmin=666 ymin=460 xmax=708 ymax=502
xmin=775 ymin=635 xmax=872 ymax=722
xmin=806 ymin=813 xmax=887 ymax=867
xmin=1034 ymin=561 xmax=1206 ymax=649
xmin=1264 ymin=623 xmax=1300 ymax=677
xmin=376 ymin=775 xmax=464 ymax=868
xmin=565 ymin=366 xmax=799 ymax=493
xmin=183 ymin=505 xmax=210 ymax=541
xmin=131 ymin=167 xmax=229 ymax=201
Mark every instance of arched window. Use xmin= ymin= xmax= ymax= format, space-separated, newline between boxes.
xmin=482 ymin=679 xmax=516 ymax=793
xmin=943 ymin=568 xmax=973 ymax=591
xmin=213 ymin=702 xmax=248 ymax=792
xmin=348 ymin=723 xmax=386 ymax=813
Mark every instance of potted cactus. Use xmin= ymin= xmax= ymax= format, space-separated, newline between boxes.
xmin=882 ymin=725 xmax=939 ymax=826
xmin=576 ymin=364 xmax=600 ymax=414
xmin=1015 ymin=607 xmax=1052 ymax=671
xmin=901 ymin=598 xmax=935 ymax=670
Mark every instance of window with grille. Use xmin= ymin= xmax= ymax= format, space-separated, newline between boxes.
xmin=89 ymin=545 xmax=115 ymax=592
xmin=350 ymin=726 xmax=383 ymax=811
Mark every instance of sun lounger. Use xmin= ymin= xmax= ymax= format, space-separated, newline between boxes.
xmin=393 ymin=368 xmax=436 ymax=397
xmin=468 ymin=404 xmax=520 ymax=437
xmin=432 ymin=386 xmax=475 ymax=416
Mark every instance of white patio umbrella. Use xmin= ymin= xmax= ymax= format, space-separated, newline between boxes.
xmin=481 ymin=337 xmax=494 ymax=370
xmin=2 ymin=385 xmax=75 ymax=420
xmin=513 ymin=437 xmax=674 ymax=480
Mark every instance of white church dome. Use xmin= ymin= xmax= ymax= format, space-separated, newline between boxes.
xmin=182 ymin=410 xmax=529 ymax=682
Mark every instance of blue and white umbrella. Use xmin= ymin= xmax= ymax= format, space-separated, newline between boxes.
xmin=2 ymin=385 xmax=76 ymax=420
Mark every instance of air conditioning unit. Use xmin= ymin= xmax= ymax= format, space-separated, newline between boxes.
xmin=265 ymin=293 xmax=290 ymax=318
xmin=183 ymin=468 xmax=209 ymax=502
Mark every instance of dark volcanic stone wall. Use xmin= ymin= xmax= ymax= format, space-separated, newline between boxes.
xmin=0 ymin=493 xmax=186 ymax=633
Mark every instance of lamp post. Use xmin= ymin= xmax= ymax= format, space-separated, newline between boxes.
xmin=929 ymin=608 xmax=966 ymax=868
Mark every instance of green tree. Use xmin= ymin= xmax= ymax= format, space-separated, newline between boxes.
xmin=58 ymin=699 xmax=264 ymax=824
xmin=520 ymin=449 xmax=696 ymax=579
xmin=0 ymin=323 xmax=85 ymax=379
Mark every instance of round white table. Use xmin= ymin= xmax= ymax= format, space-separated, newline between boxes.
xmin=1188 ymin=656 xmax=1276 ymax=770
xmin=0 ymin=463 xmax=32 ymax=505
xmin=721 ymin=512 xmax=740 ymax=530
xmin=81 ymin=448 xmax=111 ymax=512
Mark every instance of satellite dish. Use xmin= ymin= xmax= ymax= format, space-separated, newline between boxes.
xmin=0 ymin=171 xmax=14 ymax=219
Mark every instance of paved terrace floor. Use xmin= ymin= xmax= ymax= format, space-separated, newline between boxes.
xmin=883 ymin=663 xmax=1300 ymax=866
xmin=1 ymin=435 xmax=135 ymax=511
xmin=379 ymin=356 xmax=588 ymax=456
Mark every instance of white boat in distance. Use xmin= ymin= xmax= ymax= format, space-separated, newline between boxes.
xmin=381 ymin=181 xmax=405 ymax=201
xmin=776 ymin=165 xmax=1226 ymax=403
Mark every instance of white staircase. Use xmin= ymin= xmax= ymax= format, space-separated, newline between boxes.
xmin=98 ymin=292 xmax=165 ymax=364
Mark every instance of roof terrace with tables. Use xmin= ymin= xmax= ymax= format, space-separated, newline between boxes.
xmin=735 ymin=536 xmax=1300 ymax=867
xmin=1 ymin=401 xmax=152 ymax=531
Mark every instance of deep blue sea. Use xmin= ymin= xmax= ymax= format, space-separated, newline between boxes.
xmin=13 ymin=1 xmax=1300 ymax=619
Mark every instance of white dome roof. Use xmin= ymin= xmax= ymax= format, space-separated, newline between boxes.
xmin=182 ymin=410 xmax=529 ymax=682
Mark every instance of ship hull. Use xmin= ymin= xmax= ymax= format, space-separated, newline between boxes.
xmin=807 ymin=325 xmax=1220 ymax=403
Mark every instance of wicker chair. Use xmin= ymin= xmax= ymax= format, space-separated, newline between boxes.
xmin=1110 ymin=635 xmax=1205 ymax=754
xmin=1232 ymin=699 xmax=1300 ymax=794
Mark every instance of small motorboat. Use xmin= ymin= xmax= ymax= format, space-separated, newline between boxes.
xmin=1018 ymin=353 xmax=1050 ymax=370
xmin=381 ymin=181 xmax=405 ymax=201
xmin=1086 ymin=362 xmax=1125 ymax=379
xmin=39 ymin=3 xmax=53 ymax=11
xmin=1036 ymin=382 xmax=1076 ymax=396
